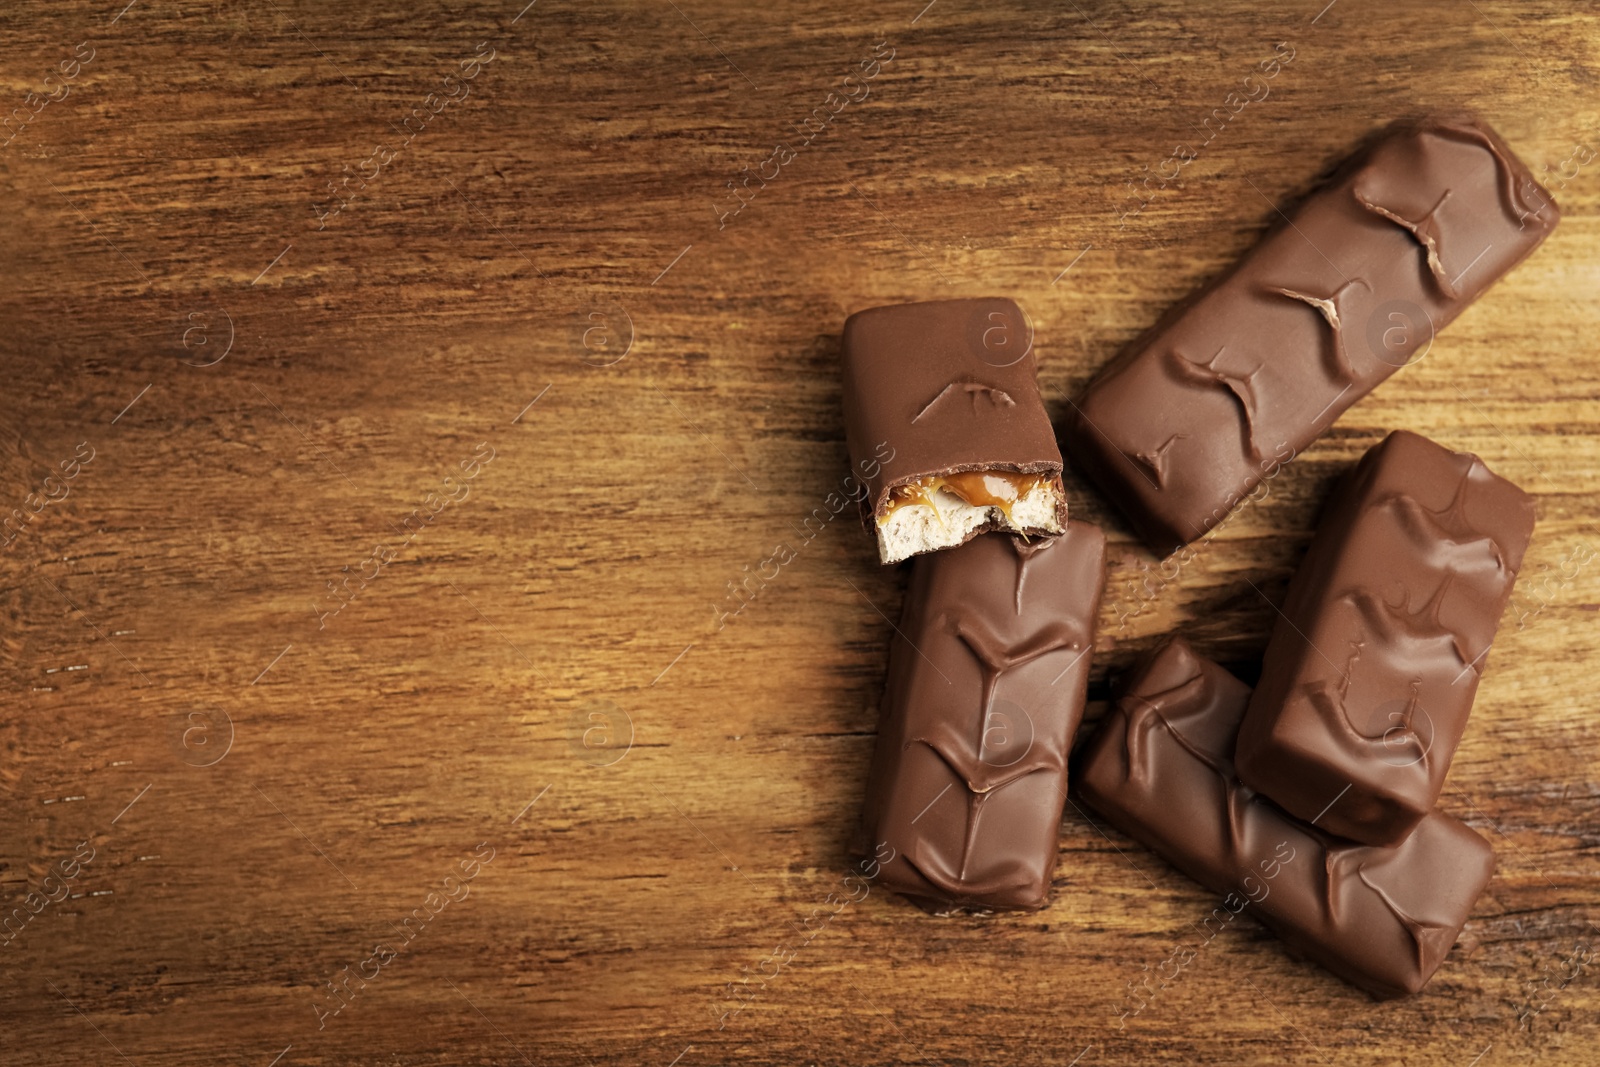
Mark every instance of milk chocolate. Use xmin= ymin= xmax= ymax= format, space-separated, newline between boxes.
xmin=860 ymin=525 xmax=1105 ymax=911
xmin=1062 ymin=116 xmax=1558 ymax=554
xmin=842 ymin=298 xmax=1068 ymax=564
xmin=1077 ymin=639 xmax=1494 ymax=998
xmin=1235 ymin=431 xmax=1534 ymax=846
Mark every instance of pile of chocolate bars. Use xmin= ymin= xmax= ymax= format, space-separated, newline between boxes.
xmin=842 ymin=116 xmax=1557 ymax=998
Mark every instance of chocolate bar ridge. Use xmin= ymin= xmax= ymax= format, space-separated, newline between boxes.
xmin=1235 ymin=430 xmax=1535 ymax=846
xmin=860 ymin=526 xmax=1105 ymax=911
xmin=1076 ymin=638 xmax=1495 ymax=998
xmin=1061 ymin=115 xmax=1559 ymax=554
xmin=842 ymin=298 xmax=1068 ymax=564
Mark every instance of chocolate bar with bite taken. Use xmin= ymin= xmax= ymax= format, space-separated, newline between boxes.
xmin=843 ymin=297 xmax=1068 ymax=565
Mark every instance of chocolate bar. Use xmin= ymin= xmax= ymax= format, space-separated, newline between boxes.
xmin=1061 ymin=116 xmax=1558 ymax=554
xmin=1234 ymin=431 xmax=1534 ymax=846
xmin=859 ymin=525 xmax=1104 ymax=911
xmin=1077 ymin=638 xmax=1494 ymax=998
xmin=842 ymin=298 xmax=1067 ymax=564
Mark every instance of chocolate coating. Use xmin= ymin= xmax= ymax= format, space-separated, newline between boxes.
xmin=1077 ymin=638 xmax=1495 ymax=998
xmin=859 ymin=526 xmax=1105 ymax=911
xmin=842 ymin=298 xmax=1067 ymax=561
xmin=1235 ymin=431 xmax=1534 ymax=846
xmin=1062 ymin=116 xmax=1559 ymax=554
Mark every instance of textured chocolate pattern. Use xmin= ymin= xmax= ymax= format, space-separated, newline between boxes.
xmin=842 ymin=297 xmax=1067 ymax=556
xmin=859 ymin=526 xmax=1105 ymax=911
xmin=1077 ymin=639 xmax=1495 ymax=998
xmin=1235 ymin=431 xmax=1534 ymax=846
xmin=1062 ymin=116 xmax=1559 ymax=554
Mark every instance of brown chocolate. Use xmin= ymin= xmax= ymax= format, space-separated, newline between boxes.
xmin=1234 ymin=431 xmax=1534 ymax=846
xmin=1077 ymin=639 xmax=1495 ymax=998
xmin=859 ymin=526 xmax=1105 ymax=911
xmin=842 ymin=298 xmax=1067 ymax=564
xmin=1061 ymin=116 xmax=1558 ymax=554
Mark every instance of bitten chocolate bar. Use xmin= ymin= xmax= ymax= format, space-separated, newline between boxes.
xmin=1235 ymin=431 xmax=1534 ymax=847
xmin=1077 ymin=639 xmax=1494 ymax=998
xmin=860 ymin=526 xmax=1104 ymax=911
xmin=1061 ymin=116 xmax=1558 ymax=554
xmin=842 ymin=298 xmax=1067 ymax=564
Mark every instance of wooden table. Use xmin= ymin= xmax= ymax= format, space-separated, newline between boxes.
xmin=2 ymin=1 xmax=1596 ymax=1063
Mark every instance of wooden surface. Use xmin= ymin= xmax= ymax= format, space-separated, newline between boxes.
xmin=1 ymin=1 xmax=1597 ymax=1063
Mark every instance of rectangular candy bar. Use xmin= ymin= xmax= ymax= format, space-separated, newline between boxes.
xmin=842 ymin=298 xmax=1067 ymax=564
xmin=1077 ymin=638 xmax=1494 ymax=998
xmin=1234 ymin=430 xmax=1534 ymax=846
xmin=859 ymin=525 xmax=1105 ymax=911
xmin=1061 ymin=115 xmax=1558 ymax=554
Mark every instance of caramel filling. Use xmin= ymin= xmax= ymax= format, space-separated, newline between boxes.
xmin=880 ymin=471 xmax=1049 ymax=526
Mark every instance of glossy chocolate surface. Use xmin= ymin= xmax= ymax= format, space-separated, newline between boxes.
xmin=1235 ymin=431 xmax=1534 ymax=846
xmin=1062 ymin=116 xmax=1558 ymax=554
xmin=1077 ymin=639 xmax=1495 ymax=998
xmin=859 ymin=526 xmax=1105 ymax=911
xmin=842 ymin=298 xmax=1066 ymax=549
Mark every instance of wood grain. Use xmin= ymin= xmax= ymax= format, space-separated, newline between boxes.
xmin=1 ymin=1 xmax=1597 ymax=1064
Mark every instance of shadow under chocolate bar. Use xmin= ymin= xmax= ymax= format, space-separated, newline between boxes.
xmin=1076 ymin=638 xmax=1494 ymax=998
xmin=1061 ymin=115 xmax=1558 ymax=555
xmin=1236 ymin=430 xmax=1535 ymax=847
xmin=859 ymin=525 xmax=1105 ymax=912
